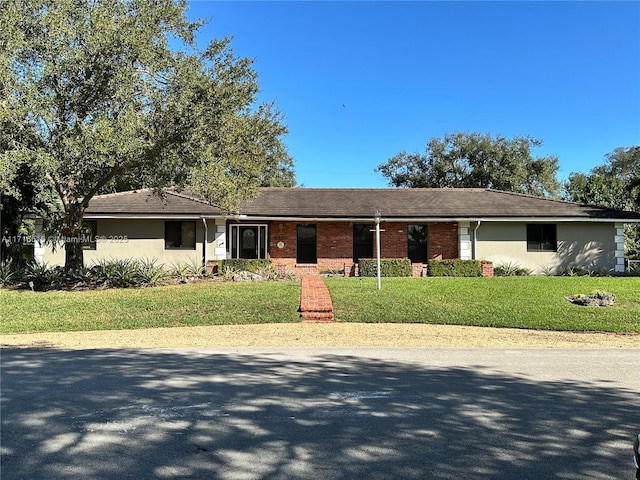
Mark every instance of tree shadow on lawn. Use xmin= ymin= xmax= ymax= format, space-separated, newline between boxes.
xmin=1 ymin=348 xmax=638 ymax=480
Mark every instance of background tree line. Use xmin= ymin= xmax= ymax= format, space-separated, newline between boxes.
xmin=376 ymin=133 xmax=640 ymax=256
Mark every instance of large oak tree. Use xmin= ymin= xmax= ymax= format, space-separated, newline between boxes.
xmin=0 ymin=0 xmax=294 ymax=273
xmin=376 ymin=132 xmax=560 ymax=197
xmin=565 ymin=146 xmax=640 ymax=255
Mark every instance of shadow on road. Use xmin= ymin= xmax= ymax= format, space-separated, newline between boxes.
xmin=1 ymin=348 xmax=638 ymax=479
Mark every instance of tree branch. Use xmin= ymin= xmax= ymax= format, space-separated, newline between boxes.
xmin=80 ymin=163 xmax=124 ymax=209
xmin=47 ymin=171 xmax=69 ymax=212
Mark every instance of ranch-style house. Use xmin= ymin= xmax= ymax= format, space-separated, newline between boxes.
xmin=36 ymin=187 xmax=640 ymax=276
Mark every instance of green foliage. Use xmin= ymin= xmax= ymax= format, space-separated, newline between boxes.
xmin=555 ymin=265 xmax=614 ymax=277
xmin=0 ymin=261 xmax=18 ymax=286
xmin=325 ymin=277 xmax=640 ymax=333
xmin=1 ymin=0 xmax=294 ymax=273
xmin=170 ymin=261 xmax=193 ymax=279
xmin=278 ymin=267 xmax=299 ymax=281
xmin=220 ymin=259 xmax=276 ymax=280
xmin=0 ymin=281 xmax=302 ymax=333
xmin=556 ymin=265 xmax=589 ymax=277
xmin=320 ymin=268 xmax=345 ymax=276
xmin=358 ymin=258 xmax=413 ymax=277
xmin=564 ymin=172 xmax=628 ymax=210
xmin=136 ymin=258 xmax=169 ymax=286
xmin=494 ymin=261 xmax=532 ymax=277
xmin=626 ymin=263 xmax=640 ymax=277
xmin=564 ymin=145 xmax=640 ymax=256
xmin=376 ymin=132 xmax=560 ymax=197
xmin=0 ymin=163 xmax=54 ymax=267
xmin=539 ymin=264 xmax=557 ymax=276
xmin=26 ymin=262 xmax=63 ymax=290
xmin=92 ymin=258 xmax=168 ymax=287
xmin=220 ymin=259 xmax=274 ymax=275
xmin=92 ymin=258 xmax=139 ymax=287
xmin=427 ymin=259 xmax=483 ymax=277
xmin=170 ymin=259 xmax=205 ymax=279
xmin=2 ymin=277 xmax=640 ymax=334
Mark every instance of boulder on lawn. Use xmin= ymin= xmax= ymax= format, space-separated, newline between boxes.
xmin=232 ymin=271 xmax=264 ymax=282
xmin=567 ymin=293 xmax=615 ymax=307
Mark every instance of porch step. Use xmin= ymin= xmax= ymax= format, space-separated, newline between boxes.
xmin=301 ymin=311 xmax=335 ymax=323
xmin=299 ymin=276 xmax=335 ymax=323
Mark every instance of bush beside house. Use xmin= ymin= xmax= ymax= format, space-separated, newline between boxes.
xmin=358 ymin=258 xmax=494 ymax=278
xmin=358 ymin=258 xmax=413 ymax=277
xmin=427 ymin=259 xmax=489 ymax=277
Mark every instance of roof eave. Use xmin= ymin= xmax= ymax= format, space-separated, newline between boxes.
xmin=235 ymin=215 xmax=640 ymax=223
xmin=84 ymin=214 xmax=224 ymax=220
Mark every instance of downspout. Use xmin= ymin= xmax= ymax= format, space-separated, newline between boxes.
xmin=202 ymin=217 xmax=208 ymax=273
xmin=472 ymin=220 xmax=482 ymax=260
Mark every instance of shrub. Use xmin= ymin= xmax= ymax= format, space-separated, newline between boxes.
xmin=539 ymin=264 xmax=556 ymax=276
xmin=136 ymin=258 xmax=168 ymax=286
xmin=0 ymin=261 xmax=18 ymax=286
xmin=254 ymin=265 xmax=277 ymax=281
xmin=169 ymin=261 xmax=191 ymax=279
xmin=627 ymin=263 xmax=640 ymax=277
xmin=320 ymin=268 xmax=344 ymax=276
xmin=358 ymin=258 xmax=412 ymax=277
xmin=92 ymin=258 xmax=140 ymax=287
xmin=427 ymin=259 xmax=483 ymax=277
xmin=494 ymin=261 xmax=532 ymax=277
xmin=556 ymin=265 xmax=589 ymax=277
xmin=92 ymin=258 xmax=173 ymax=287
xmin=278 ymin=267 xmax=298 ymax=281
xmin=26 ymin=262 xmax=63 ymax=289
xmin=170 ymin=259 xmax=205 ymax=279
xmin=219 ymin=259 xmax=273 ymax=274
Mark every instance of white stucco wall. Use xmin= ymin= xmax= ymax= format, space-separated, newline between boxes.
xmin=40 ymin=218 xmax=226 ymax=268
xmin=475 ymin=221 xmax=617 ymax=274
xmin=38 ymin=218 xmax=621 ymax=274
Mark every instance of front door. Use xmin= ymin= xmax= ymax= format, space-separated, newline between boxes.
xmin=230 ymin=224 xmax=268 ymax=259
xmin=240 ymin=226 xmax=259 ymax=259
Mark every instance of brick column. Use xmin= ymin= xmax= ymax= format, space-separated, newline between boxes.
xmin=481 ymin=262 xmax=494 ymax=277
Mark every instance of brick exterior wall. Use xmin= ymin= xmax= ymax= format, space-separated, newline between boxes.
xmin=267 ymin=221 xmax=459 ymax=277
xmin=427 ymin=223 xmax=459 ymax=260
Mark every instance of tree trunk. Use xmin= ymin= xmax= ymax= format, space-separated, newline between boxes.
xmin=63 ymin=208 xmax=85 ymax=277
xmin=64 ymin=239 xmax=84 ymax=277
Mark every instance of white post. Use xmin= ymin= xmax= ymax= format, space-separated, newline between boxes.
xmin=374 ymin=211 xmax=382 ymax=290
xmin=614 ymin=223 xmax=625 ymax=273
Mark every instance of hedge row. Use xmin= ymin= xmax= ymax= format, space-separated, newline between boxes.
xmin=358 ymin=258 xmax=489 ymax=277
xmin=427 ymin=259 xmax=485 ymax=277
xmin=358 ymin=258 xmax=413 ymax=277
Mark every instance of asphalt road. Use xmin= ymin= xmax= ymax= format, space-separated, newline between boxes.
xmin=1 ymin=348 xmax=639 ymax=479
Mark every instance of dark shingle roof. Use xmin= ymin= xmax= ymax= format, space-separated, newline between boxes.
xmin=238 ymin=188 xmax=640 ymax=220
xmin=85 ymin=189 xmax=223 ymax=216
xmin=84 ymin=188 xmax=640 ymax=221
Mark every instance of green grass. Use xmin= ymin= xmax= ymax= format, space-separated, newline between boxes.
xmin=325 ymin=277 xmax=640 ymax=333
xmin=0 ymin=281 xmax=301 ymax=334
xmin=2 ymin=277 xmax=640 ymax=334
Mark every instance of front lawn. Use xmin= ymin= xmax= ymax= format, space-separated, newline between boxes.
xmin=1 ymin=277 xmax=639 ymax=334
xmin=326 ymin=276 xmax=640 ymax=333
xmin=0 ymin=281 xmax=301 ymax=334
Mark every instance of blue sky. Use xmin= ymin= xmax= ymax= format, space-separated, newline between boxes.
xmin=186 ymin=1 xmax=640 ymax=188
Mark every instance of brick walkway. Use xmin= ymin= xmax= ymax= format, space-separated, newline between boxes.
xmin=299 ymin=276 xmax=334 ymax=322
